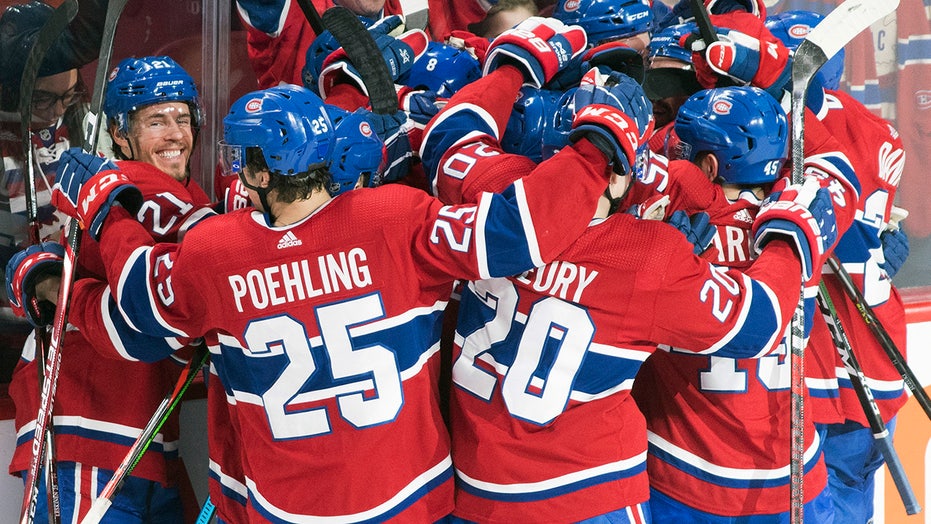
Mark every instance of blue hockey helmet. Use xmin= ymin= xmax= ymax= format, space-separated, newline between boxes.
xmin=554 ymin=0 xmax=654 ymax=46
xmin=649 ymin=21 xmax=696 ymax=65
xmin=765 ymin=10 xmax=845 ymax=90
xmin=221 ymin=85 xmax=382 ymax=196
xmin=104 ymin=56 xmax=202 ymax=135
xmin=404 ymin=41 xmax=482 ymax=98
xmin=502 ymin=86 xmax=576 ymax=162
xmin=222 ymin=85 xmax=334 ymax=178
xmin=674 ymin=86 xmax=788 ymax=185
xmin=325 ymin=107 xmax=385 ymax=194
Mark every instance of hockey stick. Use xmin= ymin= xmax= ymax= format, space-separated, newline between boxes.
xmin=826 ymin=256 xmax=931 ymax=419
xmin=322 ymin=6 xmax=399 ymax=114
xmin=16 ymin=2 xmax=80 ymax=521
xmin=788 ymin=1 xmax=899 ymax=520
xmin=687 ymin=0 xmax=737 ymax=87
xmin=81 ymin=346 xmax=209 ymax=524
xmin=195 ymin=495 xmax=216 ymax=524
xmin=20 ymin=1 xmax=131 ymax=522
xmin=815 ymin=283 xmax=921 ymax=514
xmin=295 ymin=0 xmax=324 ymax=35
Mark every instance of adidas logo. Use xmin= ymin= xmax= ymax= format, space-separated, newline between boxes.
xmin=277 ymin=231 xmax=302 ymax=249
xmin=733 ymin=210 xmax=754 ymax=224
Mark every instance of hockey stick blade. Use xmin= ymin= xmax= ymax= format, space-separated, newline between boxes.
xmin=791 ymin=0 xmax=899 ymax=183
xmin=322 ymin=6 xmax=399 ymax=115
xmin=84 ymin=0 xmax=131 ymax=153
xmin=19 ymin=0 xmax=79 ymax=234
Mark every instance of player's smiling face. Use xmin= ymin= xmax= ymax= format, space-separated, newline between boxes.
xmin=123 ymin=102 xmax=195 ymax=181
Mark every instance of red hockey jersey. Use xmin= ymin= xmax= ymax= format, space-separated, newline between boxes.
xmin=9 ymin=161 xmax=210 ymax=487
xmin=89 ymin=129 xmax=611 ymax=521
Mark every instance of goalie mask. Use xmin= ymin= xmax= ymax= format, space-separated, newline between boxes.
xmin=674 ymin=86 xmax=788 ymax=186
xmin=554 ymin=0 xmax=653 ymax=46
xmin=105 ymin=56 xmax=202 ymax=135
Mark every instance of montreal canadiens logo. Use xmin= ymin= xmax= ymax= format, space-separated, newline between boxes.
xmin=245 ymin=99 xmax=263 ymax=113
xmin=788 ymin=24 xmax=810 ymax=39
xmin=713 ymin=100 xmax=733 ymax=115
xmin=108 ymin=66 xmax=120 ymax=82
xmin=917 ymin=90 xmax=931 ymax=110
xmin=359 ymin=121 xmax=373 ymax=137
xmin=563 ymin=0 xmax=580 ymax=12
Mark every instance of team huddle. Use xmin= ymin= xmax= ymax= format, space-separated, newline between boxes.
xmin=1 ymin=0 xmax=911 ymax=522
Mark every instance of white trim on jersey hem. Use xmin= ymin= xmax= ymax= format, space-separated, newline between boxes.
xmin=246 ymin=455 xmax=452 ymax=522
xmin=646 ymin=429 xmax=822 ymax=480
xmin=209 ymin=458 xmax=248 ymax=499
xmin=833 ymin=366 xmax=905 ymax=392
xmin=455 ymin=451 xmax=647 ymax=495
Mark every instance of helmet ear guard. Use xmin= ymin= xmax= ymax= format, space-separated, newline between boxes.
xmin=674 ymin=86 xmax=788 ymax=186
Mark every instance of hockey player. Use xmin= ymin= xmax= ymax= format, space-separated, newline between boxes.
xmin=420 ymin=44 xmax=853 ymax=524
xmin=0 ymin=0 xmax=106 ymax=365
xmin=5 ymin=56 xmax=211 ymax=522
xmin=643 ymin=21 xmax=702 ymax=156
xmin=632 ymin=85 xmax=857 ymax=523
xmin=42 ymin=21 xmax=628 ymax=521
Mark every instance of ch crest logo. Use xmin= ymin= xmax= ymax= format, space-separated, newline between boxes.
xmin=245 ymin=99 xmax=263 ymax=113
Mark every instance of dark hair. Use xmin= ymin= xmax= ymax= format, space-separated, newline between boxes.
xmin=245 ymin=146 xmax=331 ymax=203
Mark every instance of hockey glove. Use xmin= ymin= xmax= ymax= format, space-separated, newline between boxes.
xmin=752 ymin=176 xmax=837 ymax=281
xmin=365 ymin=109 xmax=414 ymax=185
xmin=5 ymin=241 xmax=64 ymax=327
xmin=880 ymin=227 xmax=909 ymax=278
xmin=319 ymin=16 xmax=429 ymax=98
xmin=446 ymin=30 xmax=491 ymax=64
xmin=52 ymin=147 xmax=142 ymax=241
xmin=668 ymin=210 xmax=715 ymax=255
xmin=303 ymin=16 xmax=378 ymax=93
xmin=482 ymin=17 xmax=587 ymax=88
xmin=682 ymin=19 xmax=790 ymax=98
xmin=569 ymin=69 xmax=649 ymax=174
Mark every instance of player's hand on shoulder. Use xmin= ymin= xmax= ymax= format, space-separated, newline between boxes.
xmin=752 ymin=176 xmax=837 ymax=281
xmin=668 ymin=210 xmax=715 ymax=255
xmin=5 ymin=241 xmax=64 ymax=327
xmin=52 ymin=147 xmax=142 ymax=241
xmin=482 ymin=16 xmax=588 ymax=88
